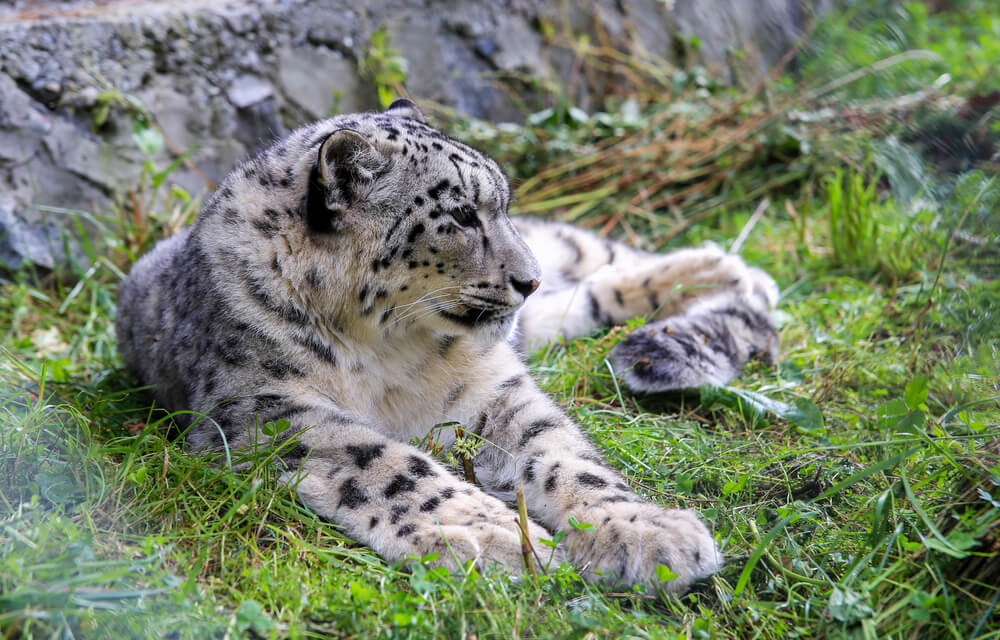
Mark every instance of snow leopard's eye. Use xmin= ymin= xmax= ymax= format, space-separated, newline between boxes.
xmin=448 ymin=205 xmax=480 ymax=228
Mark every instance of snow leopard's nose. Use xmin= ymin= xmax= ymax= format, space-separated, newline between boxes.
xmin=509 ymin=275 xmax=540 ymax=298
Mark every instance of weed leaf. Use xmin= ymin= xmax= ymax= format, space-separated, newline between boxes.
xmin=700 ymin=385 xmax=825 ymax=433
xmin=655 ymin=564 xmax=679 ymax=583
xmin=904 ymin=375 xmax=929 ymax=410
xmin=235 ymin=600 xmax=273 ymax=635
xmin=828 ymin=587 xmax=875 ymax=623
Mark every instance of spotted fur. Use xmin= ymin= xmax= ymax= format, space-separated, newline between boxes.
xmin=114 ymin=99 xmax=775 ymax=592
xmin=514 ymin=219 xmax=780 ymax=391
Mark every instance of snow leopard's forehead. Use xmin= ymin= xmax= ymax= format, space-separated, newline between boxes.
xmin=292 ymin=111 xmax=511 ymax=214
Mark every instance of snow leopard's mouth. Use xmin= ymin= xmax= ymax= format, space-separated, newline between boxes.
xmin=439 ymin=305 xmax=517 ymax=327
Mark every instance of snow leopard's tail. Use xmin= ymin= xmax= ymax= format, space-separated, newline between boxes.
xmin=610 ymin=281 xmax=778 ymax=393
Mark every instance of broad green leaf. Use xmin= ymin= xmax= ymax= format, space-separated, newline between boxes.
xmin=876 ymin=398 xmax=909 ymax=430
xmin=828 ymin=587 xmax=874 ymax=623
xmin=235 ymin=600 xmax=272 ymax=635
xmin=894 ymin=410 xmax=925 ymax=435
xmin=923 ymin=537 xmax=971 ymax=559
xmin=656 ymin=564 xmax=679 ymax=583
xmin=393 ymin=612 xmax=413 ymax=626
xmin=132 ymin=120 xmax=164 ymax=156
xmin=722 ymin=479 xmax=744 ymax=495
xmin=540 ymin=530 xmax=567 ymax=548
xmin=261 ymin=418 xmax=291 ymax=436
xmin=904 ymin=375 xmax=929 ymax=409
xmin=786 ymin=397 xmax=825 ymax=432
xmin=700 ymin=385 xmax=826 ymax=433
xmin=349 ymin=580 xmax=376 ymax=604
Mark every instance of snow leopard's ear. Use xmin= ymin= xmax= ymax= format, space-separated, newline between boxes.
xmin=307 ymin=129 xmax=387 ymax=233
xmin=385 ymin=97 xmax=426 ymax=123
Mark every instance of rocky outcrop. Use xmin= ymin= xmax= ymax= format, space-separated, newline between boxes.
xmin=0 ymin=0 xmax=828 ymax=271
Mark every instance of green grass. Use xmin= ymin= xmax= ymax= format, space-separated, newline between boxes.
xmin=3 ymin=3 xmax=1000 ymax=638
xmin=796 ymin=0 xmax=1000 ymax=97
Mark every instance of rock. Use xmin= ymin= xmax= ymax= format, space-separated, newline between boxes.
xmin=233 ymin=96 xmax=286 ymax=153
xmin=1 ymin=193 xmax=62 ymax=270
xmin=0 ymin=0 xmax=828 ymax=272
xmin=390 ymin=13 xmax=522 ymax=123
xmin=227 ymin=74 xmax=274 ymax=109
xmin=45 ymin=117 xmax=143 ymax=194
xmin=669 ymin=0 xmax=833 ymax=81
xmin=277 ymin=46 xmax=371 ymax=119
xmin=490 ymin=14 xmax=545 ymax=75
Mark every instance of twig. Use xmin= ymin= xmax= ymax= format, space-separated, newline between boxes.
xmin=804 ymin=50 xmax=942 ymax=102
xmin=730 ymin=198 xmax=770 ymax=253
xmin=516 ymin=485 xmax=536 ymax=578
xmin=454 ymin=425 xmax=478 ymax=486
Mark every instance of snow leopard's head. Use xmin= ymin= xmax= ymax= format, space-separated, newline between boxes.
xmin=198 ymin=100 xmax=540 ymax=347
xmin=317 ymin=99 xmax=541 ymax=344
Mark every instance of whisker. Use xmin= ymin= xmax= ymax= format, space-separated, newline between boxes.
xmin=389 ymin=285 xmax=463 ymax=310
xmin=389 ymin=300 xmax=465 ymax=328
xmin=388 ymin=300 xmax=458 ymax=327
xmin=392 ymin=292 xmax=458 ymax=312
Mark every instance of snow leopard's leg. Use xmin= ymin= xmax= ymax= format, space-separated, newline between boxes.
xmin=471 ymin=363 xmax=721 ymax=591
xmin=514 ymin=219 xmax=779 ymax=391
xmin=260 ymin=400 xmax=564 ymax=573
xmin=608 ymin=284 xmax=778 ymax=392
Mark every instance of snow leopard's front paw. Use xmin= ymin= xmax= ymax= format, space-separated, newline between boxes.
xmin=564 ymin=502 xmax=720 ymax=592
xmin=403 ymin=490 xmax=566 ymax=574
xmin=292 ymin=454 xmax=565 ymax=577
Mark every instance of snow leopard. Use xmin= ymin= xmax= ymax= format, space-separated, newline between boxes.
xmin=116 ymin=98 xmax=778 ymax=592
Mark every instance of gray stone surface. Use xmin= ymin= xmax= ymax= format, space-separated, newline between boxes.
xmin=670 ymin=0 xmax=833 ymax=83
xmin=0 ymin=0 xmax=828 ymax=271
xmin=0 ymin=192 xmax=70 ymax=270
